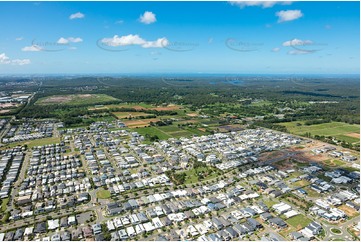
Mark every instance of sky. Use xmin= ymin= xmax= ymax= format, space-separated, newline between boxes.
xmin=0 ymin=1 xmax=359 ymax=75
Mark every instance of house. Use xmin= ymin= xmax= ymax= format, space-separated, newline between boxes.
xmin=34 ymin=222 xmax=47 ymax=234
xmin=270 ymin=190 xmax=282 ymax=198
xmin=24 ymin=227 xmax=33 ymax=237
xmin=71 ymin=228 xmax=83 ymax=240
xmin=346 ymin=201 xmax=360 ymax=211
xmin=212 ymin=218 xmax=224 ymax=230
xmin=95 ymin=233 xmax=105 ymax=241
xmin=61 ymin=231 xmax=71 ymax=241
xmin=118 ymin=229 xmax=128 ymax=240
xmin=269 ymin=217 xmax=287 ymax=229
xmin=51 ymin=234 xmax=61 ymax=241
xmin=291 ymin=231 xmax=305 ymax=240
xmin=106 ymin=202 xmax=123 ymax=216
xmin=207 ymin=233 xmax=221 ymax=241
xmin=13 ymin=228 xmax=24 ymax=241
xmin=260 ymin=212 xmax=274 ymax=221
xmin=233 ymin=223 xmax=248 ymax=236
xmin=216 ymin=230 xmax=230 ymax=241
xmin=137 ymin=212 xmax=149 ymax=223
xmin=224 ymin=227 xmax=239 ymax=239
xmin=60 ymin=217 xmax=68 ymax=227
xmin=128 ymin=199 xmax=139 ymax=209
xmin=68 ymin=216 xmax=77 ymax=225
xmin=304 ymin=221 xmax=322 ymax=235
xmin=82 ymin=226 xmax=93 ymax=238
xmin=247 ymin=218 xmax=263 ymax=229
xmin=218 ymin=217 xmax=231 ymax=227
xmin=92 ymin=223 xmax=102 ymax=235
xmin=4 ymin=231 xmax=14 ymax=241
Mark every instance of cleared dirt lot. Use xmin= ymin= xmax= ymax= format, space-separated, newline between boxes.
xmin=123 ymin=118 xmax=160 ymax=128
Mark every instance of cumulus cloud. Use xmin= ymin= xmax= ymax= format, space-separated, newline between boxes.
xmin=57 ymin=37 xmax=83 ymax=44
xmin=21 ymin=45 xmax=42 ymax=52
xmin=272 ymin=47 xmax=281 ymax=52
xmin=230 ymin=1 xmax=291 ymax=8
xmin=0 ymin=53 xmax=10 ymax=64
xmin=142 ymin=38 xmax=168 ymax=48
xmin=0 ymin=53 xmax=30 ymax=65
xmin=69 ymin=12 xmax=85 ymax=20
xmin=282 ymin=38 xmax=312 ymax=47
xmin=101 ymin=34 xmax=168 ymax=48
xmin=15 ymin=37 xmax=24 ymax=41
xmin=139 ymin=11 xmax=156 ymax=24
xmin=276 ymin=10 xmax=303 ymax=23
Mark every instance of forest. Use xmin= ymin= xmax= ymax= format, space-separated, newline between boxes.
xmin=1 ymin=75 xmax=359 ymax=150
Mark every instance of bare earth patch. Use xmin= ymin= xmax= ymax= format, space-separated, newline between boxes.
xmin=346 ymin=132 xmax=360 ymax=138
xmin=41 ymin=96 xmax=72 ymax=103
xmin=124 ymin=118 xmax=160 ymax=128
xmin=338 ymin=205 xmax=359 ymax=217
xmin=151 ymin=105 xmax=181 ymax=111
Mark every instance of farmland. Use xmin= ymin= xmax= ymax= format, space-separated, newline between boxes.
xmin=281 ymin=121 xmax=360 ymax=144
xmin=36 ymin=94 xmax=118 ymax=106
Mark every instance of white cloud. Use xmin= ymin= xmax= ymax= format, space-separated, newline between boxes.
xmin=57 ymin=37 xmax=83 ymax=44
xmin=68 ymin=37 xmax=82 ymax=43
xmin=0 ymin=53 xmax=30 ymax=65
xmin=272 ymin=47 xmax=280 ymax=52
xmin=139 ymin=11 xmax=156 ymax=24
xmin=15 ymin=37 xmax=23 ymax=41
xmin=230 ymin=1 xmax=291 ymax=9
xmin=0 ymin=53 xmax=10 ymax=64
xmin=276 ymin=10 xmax=303 ymax=23
xmin=288 ymin=50 xmax=311 ymax=55
xmin=69 ymin=12 xmax=85 ymax=20
xmin=11 ymin=59 xmax=31 ymax=65
xmin=115 ymin=20 xmax=124 ymax=24
xmin=282 ymin=38 xmax=312 ymax=47
xmin=142 ymin=38 xmax=168 ymax=48
xmin=102 ymin=34 xmax=145 ymax=46
xmin=57 ymin=37 xmax=69 ymax=44
xmin=101 ymin=34 xmax=168 ymax=48
xmin=21 ymin=45 xmax=42 ymax=52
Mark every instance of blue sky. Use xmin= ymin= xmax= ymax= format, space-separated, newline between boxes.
xmin=0 ymin=1 xmax=359 ymax=75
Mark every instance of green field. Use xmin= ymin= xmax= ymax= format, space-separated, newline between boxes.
xmin=281 ymin=121 xmax=360 ymax=144
xmin=135 ymin=127 xmax=172 ymax=140
xmin=134 ymin=125 xmax=209 ymax=142
xmin=183 ymin=166 xmax=220 ymax=184
xmin=1 ymin=136 xmax=61 ymax=149
xmin=286 ymin=214 xmax=312 ymax=229
xmin=1 ymin=198 xmax=9 ymax=212
xmin=36 ymin=94 xmax=118 ymax=106
xmin=96 ymin=189 xmax=111 ymax=199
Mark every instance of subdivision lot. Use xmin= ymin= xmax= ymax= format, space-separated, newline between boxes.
xmin=112 ymin=112 xmax=150 ymax=119
xmin=36 ymin=94 xmax=118 ymax=106
xmin=281 ymin=121 xmax=360 ymax=144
